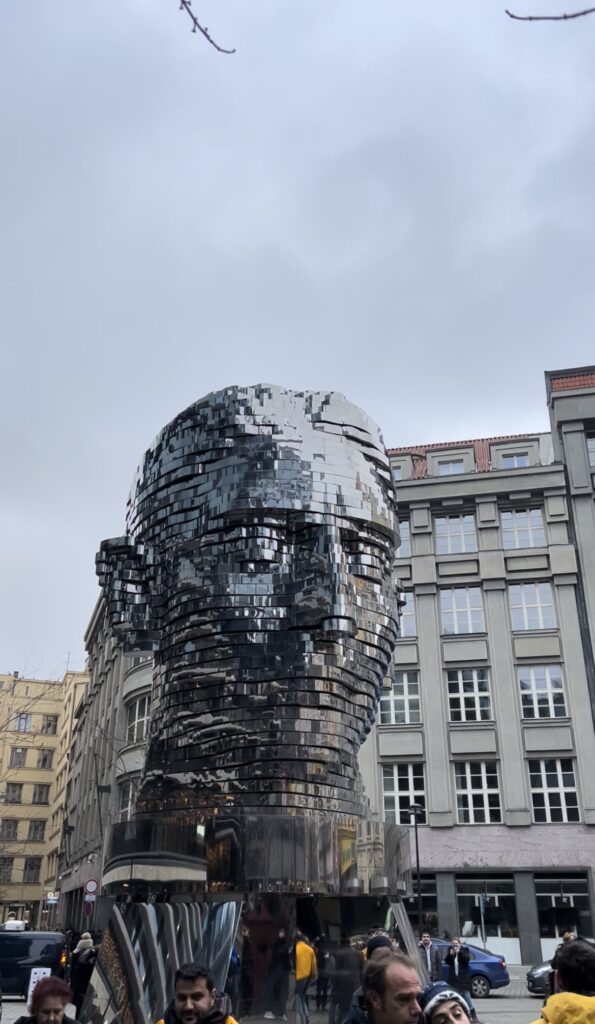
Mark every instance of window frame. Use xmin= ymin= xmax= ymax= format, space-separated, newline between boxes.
xmin=380 ymin=671 xmax=421 ymax=725
xmin=454 ymin=760 xmax=502 ymax=824
xmin=118 ymin=777 xmax=140 ymax=822
xmin=0 ymin=857 xmax=14 ymax=883
xmin=437 ymin=459 xmax=465 ymax=476
xmin=12 ymin=713 xmax=32 ymax=733
xmin=397 ymin=520 xmax=411 ymax=558
xmin=509 ymin=582 xmax=556 ymax=631
xmin=32 ymin=783 xmax=50 ymax=805
xmin=501 ymin=508 xmax=546 ymax=550
xmin=517 ymin=664 xmax=567 ymax=719
xmin=382 ymin=762 xmax=426 ymax=825
xmin=447 ymin=668 xmax=492 ymax=723
xmin=501 ymin=452 xmax=529 ymax=469
xmin=28 ymin=819 xmax=46 ymax=842
xmin=0 ymin=818 xmax=18 ymax=841
xmin=9 ymin=747 xmax=27 ymax=769
xmin=126 ymin=695 xmax=150 ymax=745
xmin=5 ymin=782 xmax=23 ymax=804
xmin=36 ymin=749 xmax=54 ymax=770
xmin=399 ymin=591 xmax=417 ymax=638
xmin=440 ymin=587 xmax=485 ymax=635
xmin=435 ymin=513 xmax=478 ymax=555
xmin=23 ymin=856 xmax=42 ymax=884
xmin=528 ymin=758 xmax=579 ymax=823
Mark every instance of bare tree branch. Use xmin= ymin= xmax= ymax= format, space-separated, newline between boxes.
xmin=505 ymin=5 xmax=595 ymax=19
xmin=178 ymin=0 xmax=236 ymax=53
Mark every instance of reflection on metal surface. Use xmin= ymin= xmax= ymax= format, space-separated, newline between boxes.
xmin=97 ymin=386 xmax=401 ymax=816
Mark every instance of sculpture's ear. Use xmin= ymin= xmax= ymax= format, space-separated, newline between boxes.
xmin=96 ymin=537 xmax=158 ymax=651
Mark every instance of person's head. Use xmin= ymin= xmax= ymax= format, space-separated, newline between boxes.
xmin=30 ymin=977 xmax=73 ymax=1024
xmin=366 ymin=934 xmax=395 ymax=960
xmin=421 ymin=933 xmax=432 ymax=948
xmin=562 ymin=932 xmax=577 ymax=943
xmin=97 ymin=386 xmax=399 ymax=816
xmin=419 ymin=984 xmax=470 ymax=1024
xmin=364 ymin=953 xmax=422 ymax=1024
xmin=173 ymin=964 xmax=216 ymax=1024
xmin=278 ymin=928 xmax=286 ymax=939
xmin=451 ymin=939 xmax=461 ymax=953
xmin=554 ymin=939 xmax=595 ymax=995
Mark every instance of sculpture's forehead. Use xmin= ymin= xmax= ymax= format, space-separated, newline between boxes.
xmin=127 ymin=386 xmax=396 ymax=540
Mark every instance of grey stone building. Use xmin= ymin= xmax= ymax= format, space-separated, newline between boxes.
xmin=59 ymin=597 xmax=152 ymax=930
xmin=360 ymin=366 xmax=595 ymax=965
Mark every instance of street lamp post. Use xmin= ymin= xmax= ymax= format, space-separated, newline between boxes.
xmin=408 ymin=803 xmax=424 ymax=938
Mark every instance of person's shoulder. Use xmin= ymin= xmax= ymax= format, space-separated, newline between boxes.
xmin=225 ymin=1015 xmax=240 ymax=1024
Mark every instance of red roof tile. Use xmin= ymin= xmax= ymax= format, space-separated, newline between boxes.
xmin=388 ymin=434 xmax=540 ymax=478
xmin=551 ymin=373 xmax=595 ymax=391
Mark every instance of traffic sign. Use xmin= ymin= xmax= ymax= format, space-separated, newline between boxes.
xmin=84 ymin=879 xmax=99 ymax=896
xmin=83 ymin=901 xmax=94 ymax=918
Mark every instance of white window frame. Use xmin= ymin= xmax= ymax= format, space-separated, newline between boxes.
xmin=528 ymin=758 xmax=579 ymax=823
xmin=380 ymin=671 xmax=421 ymax=725
xmin=440 ymin=588 xmax=485 ymax=635
xmin=501 ymin=508 xmax=546 ymax=549
xmin=397 ymin=520 xmax=411 ymax=558
xmin=126 ymin=694 xmax=150 ymax=745
xmin=501 ymin=451 xmax=529 ymax=469
xmin=41 ymin=715 xmax=58 ymax=735
xmin=509 ymin=583 xmax=556 ymax=630
xmin=23 ymin=856 xmax=42 ymax=884
xmin=435 ymin=514 xmax=477 ymax=555
xmin=382 ymin=763 xmax=426 ymax=824
xmin=37 ymin=748 xmax=53 ymax=770
xmin=9 ymin=747 xmax=27 ymax=769
xmin=587 ymin=434 xmax=595 ymax=468
xmin=32 ymin=784 xmax=50 ymax=805
xmin=119 ymin=777 xmax=139 ymax=822
xmin=447 ymin=668 xmax=492 ymax=722
xmin=437 ymin=459 xmax=465 ymax=476
xmin=454 ymin=761 xmax=501 ymax=824
xmin=518 ymin=665 xmax=566 ymax=719
xmin=399 ymin=592 xmax=417 ymax=638
xmin=13 ymin=713 xmax=32 ymax=733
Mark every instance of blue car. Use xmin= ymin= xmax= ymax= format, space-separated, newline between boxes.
xmin=431 ymin=939 xmax=510 ymax=998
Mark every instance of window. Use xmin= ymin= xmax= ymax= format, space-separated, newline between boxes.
xmin=501 ymin=508 xmax=545 ymax=549
xmin=382 ymin=763 xmax=426 ymax=824
xmin=447 ymin=669 xmax=492 ymax=722
xmin=438 ymin=459 xmax=465 ymax=476
xmin=587 ymin=435 xmax=595 ymax=468
xmin=501 ymin=452 xmax=529 ymax=469
xmin=380 ymin=671 xmax=421 ymax=724
xmin=455 ymin=761 xmax=501 ymax=823
xmin=435 ymin=514 xmax=477 ymax=555
xmin=119 ymin=778 xmax=139 ymax=822
xmin=6 ymin=783 xmax=23 ymax=804
xmin=37 ymin=749 xmax=54 ymax=770
xmin=529 ymin=759 xmax=579 ymax=823
xmin=397 ymin=520 xmax=411 ymax=558
xmin=0 ymin=819 xmax=18 ymax=841
xmin=393 ymin=465 xmax=402 ymax=481
xmin=28 ymin=820 xmax=46 ymax=842
xmin=518 ymin=665 xmax=566 ymax=719
xmin=399 ymin=592 xmax=417 ymax=638
xmin=32 ymin=784 xmax=50 ymax=805
xmin=9 ymin=747 xmax=27 ymax=769
xmin=41 ymin=715 xmax=58 ymax=735
xmin=440 ymin=588 xmax=485 ymax=635
xmin=126 ymin=695 xmax=150 ymax=744
xmin=509 ymin=583 xmax=556 ymax=630
xmin=0 ymin=857 xmax=14 ymax=883
xmin=23 ymin=856 xmax=42 ymax=884
xmin=12 ymin=713 xmax=32 ymax=733
xmin=535 ymin=874 xmax=592 ymax=940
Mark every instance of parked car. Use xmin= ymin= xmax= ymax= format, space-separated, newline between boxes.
xmin=0 ymin=930 xmax=68 ymax=998
xmin=526 ymin=959 xmax=551 ymax=996
xmin=431 ymin=939 xmax=510 ymax=998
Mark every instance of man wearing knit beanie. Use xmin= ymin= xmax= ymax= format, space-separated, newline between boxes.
xmin=419 ymin=983 xmax=470 ymax=1024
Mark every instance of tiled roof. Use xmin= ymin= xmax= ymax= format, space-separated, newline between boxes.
xmin=551 ymin=373 xmax=595 ymax=391
xmin=387 ymin=434 xmax=540 ymax=479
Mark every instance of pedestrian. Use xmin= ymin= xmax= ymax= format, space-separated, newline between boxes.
xmin=417 ymin=935 xmax=441 ymax=984
xmin=343 ymin=952 xmax=422 ymax=1024
xmin=239 ymin=928 xmax=254 ymax=1019
xmin=294 ymin=930 xmax=317 ymax=1024
xmin=14 ymin=976 xmax=82 ymax=1024
xmin=316 ymin=936 xmax=331 ymax=1012
xmin=70 ymin=940 xmax=98 ymax=1015
xmin=419 ymin=982 xmax=471 ymax=1024
xmin=328 ymin=935 xmax=364 ymax=1024
xmin=531 ymin=938 xmax=595 ymax=1024
xmin=264 ymin=928 xmax=291 ymax=1021
xmin=444 ymin=940 xmax=477 ymax=1022
xmin=155 ymin=963 xmax=238 ymax=1024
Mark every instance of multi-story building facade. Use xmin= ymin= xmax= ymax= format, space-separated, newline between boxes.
xmin=0 ymin=673 xmax=65 ymax=926
xmin=361 ymin=366 xmax=595 ymax=965
xmin=59 ymin=597 xmax=152 ymax=930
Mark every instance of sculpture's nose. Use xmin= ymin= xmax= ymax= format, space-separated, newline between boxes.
xmin=290 ymin=521 xmax=358 ymax=634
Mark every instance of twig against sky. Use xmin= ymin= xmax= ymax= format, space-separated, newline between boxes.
xmin=178 ymin=0 xmax=236 ymax=53
xmin=505 ymin=5 xmax=595 ymax=18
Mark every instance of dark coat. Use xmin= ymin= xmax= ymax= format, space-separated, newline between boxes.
xmin=445 ymin=945 xmax=472 ymax=990
xmin=418 ymin=941 xmax=442 ymax=983
xmin=341 ymin=987 xmax=369 ymax=1024
xmin=15 ymin=1017 xmax=82 ymax=1024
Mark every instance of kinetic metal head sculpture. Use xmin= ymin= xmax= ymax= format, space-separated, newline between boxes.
xmin=97 ymin=385 xmax=400 ymax=815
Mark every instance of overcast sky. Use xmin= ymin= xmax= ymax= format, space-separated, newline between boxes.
xmin=2 ymin=0 xmax=594 ymax=679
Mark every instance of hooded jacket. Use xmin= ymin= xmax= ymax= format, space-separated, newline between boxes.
xmin=156 ymin=1004 xmax=238 ymax=1024
xmin=531 ymin=991 xmax=595 ymax=1024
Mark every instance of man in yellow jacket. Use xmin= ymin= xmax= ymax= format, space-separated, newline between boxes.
xmin=156 ymin=963 xmax=238 ymax=1024
xmin=294 ymin=931 xmax=318 ymax=1024
xmin=530 ymin=939 xmax=595 ymax=1024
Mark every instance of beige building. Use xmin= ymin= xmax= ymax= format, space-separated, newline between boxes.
xmin=360 ymin=366 xmax=595 ymax=966
xmin=0 ymin=673 xmax=67 ymax=927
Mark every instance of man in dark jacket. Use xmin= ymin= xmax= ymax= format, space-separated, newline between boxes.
xmin=156 ymin=963 xmax=238 ymax=1024
xmin=418 ymin=935 xmax=441 ymax=984
xmin=264 ymin=928 xmax=291 ymax=1020
xmin=444 ymin=941 xmax=477 ymax=1023
xmin=342 ymin=952 xmax=422 ymax=1024
xmin=328 ymin=937 xmax=363 ymax=1024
